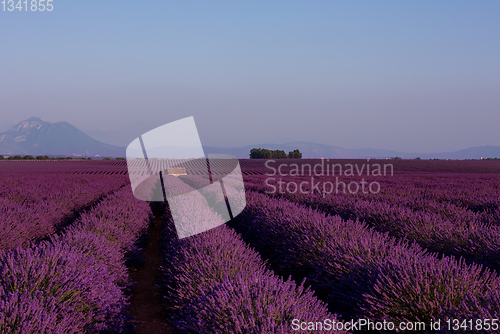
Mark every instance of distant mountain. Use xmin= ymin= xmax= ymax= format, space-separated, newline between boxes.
xmin=0 ymin=117 xmax=125 ymax=157
xmin=203 ymin=141 xmax=500 ymax=159
xmin=1 ymin=118 xmax=498 ymax=159
xmin=417 ymin=145 xmax=500 ymax=160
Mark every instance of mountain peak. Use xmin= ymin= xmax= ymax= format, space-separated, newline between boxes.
xmin=0 ymin=117 xmax=125 ymax=157
xmin=10 ymin=117 xmax=49 ymax=133
xmin=24 ymin=117 xmax=47 ymax=122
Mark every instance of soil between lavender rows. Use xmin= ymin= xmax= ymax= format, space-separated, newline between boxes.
xmin=128 ymin=207 xmax=172 ymax=334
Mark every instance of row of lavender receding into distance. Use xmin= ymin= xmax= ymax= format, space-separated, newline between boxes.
xmin=229 ymin=190 xmax=500 ymax=328
xmin=0 ymin=174 xmax=128 ymax=250
xmin=0 ymin=185 xmax=152 ymax=333
xmin=1 ymin=159 xmax=499 ymax=332
xmin=244 ymin=173 xmax=500 ymax=272
xmin=157 ymin=175 xmax=346 ymax=333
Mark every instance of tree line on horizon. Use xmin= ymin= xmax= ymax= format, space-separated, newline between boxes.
xmin=249 ymin=148 xmax=302 ymax=159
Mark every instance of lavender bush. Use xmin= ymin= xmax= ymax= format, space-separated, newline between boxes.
xmin=245 ymin=175 xmax=500 ymax=271
xmin=176 ymin=270 xmax=336 ymax=334
xmin=363 ymin=255 xmax=500 ymax=324
xmin=160 ymin=188 xmax=344 ymax=333
xmin=0 ymin=241 xmax=125 ymax=333
xmin=0 ymin=174 xmax=128 ymax=250
xmin=232 ymin=191 xmax=500 ymax=326
xmin=0 ymin=186 xmax=152 ymax=333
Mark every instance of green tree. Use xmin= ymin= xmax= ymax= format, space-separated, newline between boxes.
xmin=273 ymin=150 xmax=287 ymax=159
xmin=250 ymin=148 xmax=302 ymax=159
xmin=288 ymin=149 xmax=302 ymax=159
xmin=250 ymin=148 xmax=265 ymax=159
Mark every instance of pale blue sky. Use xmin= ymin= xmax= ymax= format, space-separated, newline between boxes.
xmin=1 ymin=1 xmax=499 ymax=153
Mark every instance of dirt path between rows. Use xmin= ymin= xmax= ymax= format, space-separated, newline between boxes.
xmin=129 ymin=207 xmax=172 ymax=333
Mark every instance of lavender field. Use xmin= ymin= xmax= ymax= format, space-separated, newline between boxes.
xmin=1 ymin=159 xmax=499 ymax=333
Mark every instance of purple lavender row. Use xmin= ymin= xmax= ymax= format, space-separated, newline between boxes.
xmin=0 ymin=186 xmax=152 ymax=333
xmin=368 ymin=174 xmax=500 ymax=226
xmin=240 ymin=162 xmax=500 ymax=208
xmin=161 ymin=223 xmax=344 ymax=333
xmin=313 ymin=173 xmax=499 ymax=225
xmin=230 ymin=191 xmax=500 ymax=326
xmin=245 ymin=173 xmax=500 ymax=225
xmin=0 ymin=173 xmax=129 ymax=250
xmin=375 ymin=174 xmax=499 ymax=213
xmin=159 ymin=177 xmax=344 ymax=333
xmin=244 ymin=176 xmax=500 ymax=271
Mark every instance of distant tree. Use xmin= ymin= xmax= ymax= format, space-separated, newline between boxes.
xmin=87 ymin=157 xmax=92 ymax=160
xmin=116 ymin=157 xmax=125 ymax=160
xmin=288 ymin=149 xmax=302 ymax=159
xmin=250 ymin=148 xmax=266 ymax=159
xmin=251 ymin=148 xmax=302 ymax=159
xmin=24 ymin=155 xmax=35 ymax=160
xmin=273 ymin=150 xmax=287 ymax=159
xmin=415 ymin=157 xmax=421 ymax=160
xmin=0 ymin=155 xmax=4 ymax=160
xmin=103 ymin=157 xmax=112 ymax=161
xmin=8 ymin=155 xmax=23 ymax=160
xmin=249 ymin=148 xmax=281 ymax=159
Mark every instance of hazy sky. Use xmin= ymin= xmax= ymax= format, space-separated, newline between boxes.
xmin=1 ymin=1 xmax=499 ymax=153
